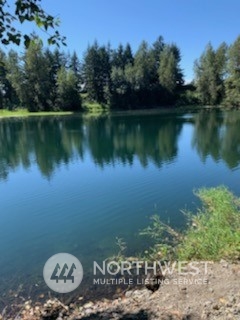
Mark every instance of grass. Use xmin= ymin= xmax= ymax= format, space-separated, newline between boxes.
xmin=178 ymin=186 xmax=240 ymax=261
xmin=0 ymin=108 xmax=74 ymax=118
xmin=140 ymin=186 xmax=240 ymax=261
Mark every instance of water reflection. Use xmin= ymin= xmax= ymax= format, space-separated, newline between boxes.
xmin=192 ymin=110 xmax=240 ymax=169
xmin=0 ymin=110 xmax=240 ymax=181
xmin=86 ymin=115 xmax=182 ymax=167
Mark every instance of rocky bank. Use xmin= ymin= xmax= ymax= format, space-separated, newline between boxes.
xmin=1 ymin=260 xmax=240 ymax=320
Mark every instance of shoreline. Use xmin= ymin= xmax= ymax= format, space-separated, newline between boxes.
xmin=0 ymin=105 xmax=229 ymax=120
xmin=2 ymin=261 xmax=240 ymax=320
xmin=0 ymin=110 xmax=75 ymax=119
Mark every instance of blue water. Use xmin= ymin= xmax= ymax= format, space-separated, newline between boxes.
xmin=0 ymin=109 xmax=240 ymax=305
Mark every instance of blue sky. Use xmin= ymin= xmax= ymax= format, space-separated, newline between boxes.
xmin=17 ymin=0 xmax=240 ymax=81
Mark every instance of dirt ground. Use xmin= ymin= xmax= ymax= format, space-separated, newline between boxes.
xmin=1 ymin=260 xmax=240 ymax=320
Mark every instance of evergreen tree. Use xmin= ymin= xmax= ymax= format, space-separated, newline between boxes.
xmin=112 ymin=44 xmax=125 ymax=69
xmin=158 ymin=44 xmax=183 ymax=102
xmin=23 ymin=39 xmax=52 ymax=111
xmin=225 ymin=36 xmax=240 ymax=106
xmin=83 ymin=42 xmax=111 ymax=103
xmin=6 ymin=50 xmax=25 ymax=107
xmin=70 ymin=51 xmax=82 ymax=86
xmin=132 ymin=41 xmax=155 ymax=90
xmin=56 ymin=67 xmax=82 ymax=111
xmin=124 ymin=43 xmax=134 ymax=65
xmin=194 ymin=42 xmax=227 ymax=105
xmin=0 ymin=50 xmax=10 ymax=109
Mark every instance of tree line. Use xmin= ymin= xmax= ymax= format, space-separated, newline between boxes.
xmin=0 ymin=35 xmax=240 ymax=111
xmin=0 ymin=36 xmax=184 ymax=111
xmin=0 ymin=39 xmax=81 ymax=111
xmin=83 ymin=36 xmax=183 ymax=109
xmin=194 ymin=36 xmax=240 ymax=106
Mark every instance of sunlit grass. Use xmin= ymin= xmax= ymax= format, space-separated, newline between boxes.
xmin=0 ymin=108 xmax=74 ymax=118
xmin=141 ymin=186 xmax=240 ymax=261
xmin=178 ymin=186 xmax=240 ymax=260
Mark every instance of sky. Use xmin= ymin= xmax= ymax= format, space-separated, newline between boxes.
xmin=14 ymin=0 xmax=240 ymax=82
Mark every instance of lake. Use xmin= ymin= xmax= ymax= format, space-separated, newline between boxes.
xmin=0 ymin=109 xmax=240 ymax=307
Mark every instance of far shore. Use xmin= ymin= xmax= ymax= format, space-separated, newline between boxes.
xmin=0 ymin=109 xmax=75 ymax=119
xmin=0 ymin=105 xmax=230 ymax=120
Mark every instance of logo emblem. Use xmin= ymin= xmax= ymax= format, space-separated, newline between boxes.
xmin=43 ymin=253 xmax=83 ymax=293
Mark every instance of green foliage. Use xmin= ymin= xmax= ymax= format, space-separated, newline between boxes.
xmin=140 ymin=215 xmax=180 ymax=260
xmin=224 ymin=36 xmax=240 ymax=107
xmin=0 ymin=38 xmax=81 ymax=112
xmin=178 ymin=186 xmax=240 ymax=260
xmin=0 ymin=49 xmax=11 ymax=109
xmin=81 ymin=93 xmax=108 ymax=114
xmin=140 ymin=186 xmax=240 ymax=261
xmin=23 ymin=39 xmax=52 ymax=111
xmin=140 ymin=215 xmax=180 ymax=243
xmin=106 ymin=237 xmax=127 ymax=263
xmin=83 ymin=42 xmax=111 ymax=104
xmin=82 ymin=37 xmax=184 ymax=109
xmin=132 ymin=41 xmax=155 ymax=89
xmin=0 ymin=0 xmax=65 ymax=47
xmin=176 ymin=87 xmax=200 ymax=106
xmin=5 ymin=50 xmax=24 ymax=107
xmin=56 ymin=67 xmax=82 ymax=111
xmin=2 ymin=33 xmax=240 ymax=112
xmin=158 ymin=44 xmax=183 ymax=103
xmin=112 ymin=43 xmax=133 ymax=69
xmin=194 ymin=42 xmax=228 ymax=105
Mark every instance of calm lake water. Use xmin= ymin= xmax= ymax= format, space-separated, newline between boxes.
xmin=0 ymin=109 xmax=240 ymax=306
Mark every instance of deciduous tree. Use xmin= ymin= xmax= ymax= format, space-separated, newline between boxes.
xmin=0 ymin=0 xmax=65 ymax=47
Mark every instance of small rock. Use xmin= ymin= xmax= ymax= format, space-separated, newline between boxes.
xmin=204 ymin=300 xmax=213 ymax=307
xmin=125 ymin=290 xmax=133 ymax=298
xmin=112 ymin=299 xmax=119 ymax=306
xmin=84 ymin=308 xmax=92 ymax=315
xmin=132 ymin=289 xmax=142 ymax=297
xmin=213 ymin=304 xmax=219 ymax=310
xmin=83 ymin=301 xmax=94 ymax=309
xmin=233 ymin=308 xmax=239 ymax=315
xmin=112 ymin=312 xmax=120 ymax=318
xmin=229 ymin=296 xmax=236 ymax=303
xmin=220 ymin=259 xmax=229 ymax=268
